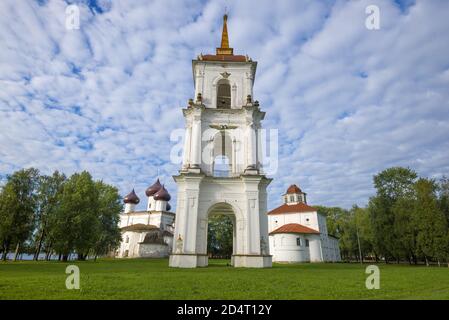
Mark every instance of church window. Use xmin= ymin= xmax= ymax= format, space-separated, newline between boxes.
xmin=296 ymin=237 xmax=301 ymax=246
xmin=125 ymin=236 xmax=129 ymax=243
xmin=217 ymin=80 xmax=231 ymax=109
xmin=305 ymin=239 xmax=310 ymax=247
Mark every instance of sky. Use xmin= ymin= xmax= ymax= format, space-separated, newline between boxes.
xmin=1 ymin=0 xmax=449 ymax=211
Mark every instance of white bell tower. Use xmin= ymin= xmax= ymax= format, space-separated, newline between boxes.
xmin=169 ymin=14 xmax=272 ymax=268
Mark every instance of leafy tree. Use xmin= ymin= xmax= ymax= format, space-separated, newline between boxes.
xmin=316 ymin=206 xmax=348 ymax=237
xmin=369 ymin=167 xmax=418 ymax=262
xmin=92 ymin=181 xmax=122 ymax=259
xmin=414 ymin=178 xmax=448 ymax=266
xmin=0 ymin=168 xmax=40 ymax=261
xmin=437 ymin=176 xmax=449 ymax=225
xmin=338 ymin=211 xmax=358 ymax=261
xmin=207 ymin=215 xmax=233 ymax=258
xmin=33 ymin=171 xmax=66 ymax=260
xmin=353 ymin=206 xmax=375 ymax=262
xmin=392 ymin=196 xmax=419 ymax=264
xmin=51 ymin=171 xmax=100 ymax=261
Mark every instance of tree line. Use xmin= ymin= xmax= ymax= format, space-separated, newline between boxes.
xmin=318 ymin=167 xmax=449 ymax=266
xmin=0 ymin=168 xmax=123 ymax=261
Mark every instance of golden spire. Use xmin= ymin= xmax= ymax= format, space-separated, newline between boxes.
xmin=216 ymin=13 xmax=233 ymax=55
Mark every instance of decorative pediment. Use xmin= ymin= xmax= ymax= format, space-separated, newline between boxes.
xmin=220 ymin=71 xmax=231 ymax=79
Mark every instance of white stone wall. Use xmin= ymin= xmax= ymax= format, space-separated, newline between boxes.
xmin=193 ymin=60 xmax=256 ymax=109
xmin=117 ymin=231 xmax=145 ymax=258
xmin=117 ymin=230 xmax=173 ymax=258
xmin=270 ymin=233 xmax=310 ymax=262
xmin=138 ymin=243 xmax=170 ymax=258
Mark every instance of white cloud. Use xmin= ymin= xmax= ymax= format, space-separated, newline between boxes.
xmin=0 ymin=0 xmax=448 ymax=211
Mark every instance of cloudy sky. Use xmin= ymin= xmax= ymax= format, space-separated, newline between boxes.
xmin=1 ymin=0 xmax=448 ymax=211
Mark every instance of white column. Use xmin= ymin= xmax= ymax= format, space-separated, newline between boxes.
xmin=232 ymin=137 xmax=236 ymax=174
xmin=245 ymin=72 xmax=253 ymax=98
xmin=256 ymin=126 xmax=262 ymax=172
xmin=246 ymin=124 xmax=256 ymax=169
xmin=194 ymin=69 xmax=204 ymax=100
xmin=231 ymin=83 xmax=237 ymax=108
xmin=182 ymin=126 xmax=192 ymax=170
xmin=191 ymin=118 xmax=202 ymax=168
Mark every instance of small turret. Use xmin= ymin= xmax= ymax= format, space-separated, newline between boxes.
xmin=124 ymin=189 xmax=140 ymax=213
xmin=284 ymin=184 xmax=307 ymax=205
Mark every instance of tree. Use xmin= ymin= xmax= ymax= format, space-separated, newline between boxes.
xmin=315 ymin=206 xmax=348 ymax=238
xmin=353 ymin=206 xmax=375 ymax=262
xmin=392 ymin=196 xmax=419 ymax=264
xmin=338 ymin=211 xmax=358 ymax=261
xmin=207 ymin=215 xmax=233 ymax=258
xmin=33 ymin=171 xmax=66 ymax=260
xmin=414 ymin=178 xmax=448 ymax=266
xmin=369 ymin=167 xmax=418 ymax=262
xmin=92 ymin=181 xmax=122 ymax=259
xmin=438 ymin=177 xmax=449 ymax=225
xmin=0 ymin=168 xmax=40 ymax=261
xmin=51 ymin=171 xmax=99 ymax=261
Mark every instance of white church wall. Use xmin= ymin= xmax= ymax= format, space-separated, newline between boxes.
xmin=309 ymin=236 xmax=323 ymax=262
xmin=268 ymin=212 xmax=319 ymax=233
xmin=193 ymin=61 xmax=255 ymax=109
xmin=271 ymin=233 xmax=310 ymax=262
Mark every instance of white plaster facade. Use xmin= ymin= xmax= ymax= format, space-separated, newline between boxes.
xmin=169 ymin=15 xmax=272 ymax=268
xmin=268 ymin=185 xmax=341 ymax=263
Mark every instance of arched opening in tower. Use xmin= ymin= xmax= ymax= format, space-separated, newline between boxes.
xmin=207 ymin=203 xmax=236 ymax=265
xmin=212 ymin=131 xmax=233 ymax=177
xmin=216 ymin=80 xmax=231 ymax=109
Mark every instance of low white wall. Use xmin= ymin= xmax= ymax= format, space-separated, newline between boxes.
xmin=138 ymin=243 xmax=170 ymax=258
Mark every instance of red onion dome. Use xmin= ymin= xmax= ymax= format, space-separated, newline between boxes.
xmin=124 ymin=189 xmax=140 ymax=204
xmin=166 ymin=203 xmax=171 ymax=211
xmin=145 ymin=178 xmax=162 ymax=197
xmin=153 ymin=185 xmax=171 ymax=201
xmin=286 ymin=184 xmax=302 ymax=194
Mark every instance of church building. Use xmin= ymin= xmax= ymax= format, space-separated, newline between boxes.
xmin=116 ymin=179 xmax=175 ymax=258
xmin=268 ymin=184 xmax=341 ymax=262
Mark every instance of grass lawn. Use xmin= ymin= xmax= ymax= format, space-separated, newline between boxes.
xmin=0 ymin=258 xmax=448 ymax=299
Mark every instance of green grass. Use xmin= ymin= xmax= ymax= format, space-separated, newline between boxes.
xmin=0 ymin=259 xmax=448 ymax=299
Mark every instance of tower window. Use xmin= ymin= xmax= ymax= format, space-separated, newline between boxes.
xmin=217 ymin=81 xmax=231 ymax=109
xmin=296 ymin=237 xmax=301 ymax=246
